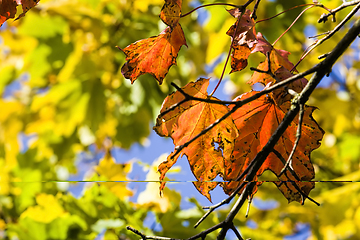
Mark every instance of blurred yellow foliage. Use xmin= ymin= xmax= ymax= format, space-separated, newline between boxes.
xmin=133 ymin=0 xmax=163 ymax=12
xmin=20 ymin=193 xmax=67 ymax=223
xmin=95 ymin=152 xmax=133 ymax=199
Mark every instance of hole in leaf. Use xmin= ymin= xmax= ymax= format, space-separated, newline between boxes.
xmin=213 ymin=142 xmax=223 ymax=154
xmin=253 ymin=82 xmax=265 ymax=91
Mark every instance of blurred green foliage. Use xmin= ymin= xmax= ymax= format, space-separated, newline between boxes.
xmin=0 ymin=0 xmax=360 ymax=239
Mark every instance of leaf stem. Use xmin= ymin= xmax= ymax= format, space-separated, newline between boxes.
xmin=273 ymin=5 xmax=315 ymax=46
xmin=181 ymin=0 xmax=257 ymax=18
xmin=209 ymin=10 xmax=245 ymax=97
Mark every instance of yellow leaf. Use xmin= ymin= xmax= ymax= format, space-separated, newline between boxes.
xmin=95 ymin=153 xmax=133 ymax=200
xmin=20 ymin=193 xmax=67 ymax=223
xmin=30 ymin=80 xmax=81 ymax=111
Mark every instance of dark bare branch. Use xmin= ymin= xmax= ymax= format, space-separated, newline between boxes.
xmin=251 ymin=0 xmax=261 ymax=20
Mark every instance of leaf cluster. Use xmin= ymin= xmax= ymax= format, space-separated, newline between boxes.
xmin=1 ymin=0 xmax=360 ymax=239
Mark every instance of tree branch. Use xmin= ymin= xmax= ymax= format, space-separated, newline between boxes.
xmin=250 ymin=0 xmax=261 ymax=20
xmin=216 ymin=182 xmax=256 ymax=240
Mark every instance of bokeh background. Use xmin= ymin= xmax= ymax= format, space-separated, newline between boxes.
xmin=1 ymin=0 xmax=360 ymax=239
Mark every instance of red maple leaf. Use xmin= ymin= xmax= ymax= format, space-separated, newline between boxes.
xmin=248 ymin=33 xmax=296 ymax=86
xmin=0 ymin=0 xmax=39 ymax=27
xmin=120 ymin=23 xmax=187 ymax=84
xmin=154 ymin=78 xmax=239 ymax=201
xmin=222 ymin=91 xmax=324 ymax=203
xmin=226 ymin=9 xmax=257 ymax=73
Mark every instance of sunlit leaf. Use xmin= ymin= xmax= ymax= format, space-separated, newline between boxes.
xmin=223 ymin=91 xmax=324 ymax=203
xmin=154 ymin=78 xmax=239 ymax=201
xmin=120 ymin=23 xmax=187 ymax=84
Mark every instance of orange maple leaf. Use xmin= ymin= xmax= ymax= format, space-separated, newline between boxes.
xmin=160 ymin=0 xmax=182 ymax=28
xmin=222 ymin=91 xmax=324 ymax=203
xmin=120 ymin=23 xmax=187 ymax=84
xmin=154 ymin=78 xmax=239 ymax=201
xmin=226 ymin=9 xmax=257 ymax=73
xmin=0 ymin=0 xmax=40 ymax=27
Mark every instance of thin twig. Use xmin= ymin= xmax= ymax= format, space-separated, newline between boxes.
xmin=250 ymin=51 xmax=281 ymax=81
xmin=230 ymin=224 xmax=244 ymax=240
xmin=180 ymin=0 xmax=256 ymax=19
xmin=245 ymin=197 xmax=252 ymax=218
xmin=216 ymin=182 xmax=256 ymax=240
xmin=210 ymin=10 xmax=245 ymax=96
xmin=195 ymin=182 xmax=247 ymax=228
xmin=308 ymin=31 xmax=330 ymax=39
xmin=318 ymin=0 xmax=360 ymax=23
xmin=280 ymin=102 xmax=305 ymax=175
xmin=126 ymin=226 xmax=177 ymax=240
xmin=294 ymin=2 xmax=360 ymax=69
